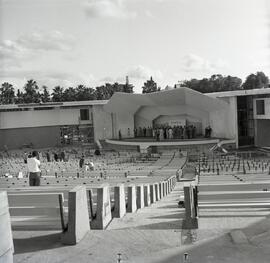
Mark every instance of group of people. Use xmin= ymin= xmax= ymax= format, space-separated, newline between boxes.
xmin=133 ymin=125 xmax=198 ymax=141
xmin=79 ymin=154 xmax=95 ymax=171
xmin=118 ymin=124 xmax=213 ymax=141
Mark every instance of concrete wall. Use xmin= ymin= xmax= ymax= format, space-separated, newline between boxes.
xmin=114 ymin=112 xmax=134 ymax=139
xmin=92 ymin=105 xmax=113 ymax=141
xmin=0 ymin=108 xmax=92 ymax=129
xmin=0 ymin=126 xmax=60 ymax=150
xmin=254 ymin=119 xmax=270 ymax=147
xmin=209 ymin=97 xmax=237 ymax=140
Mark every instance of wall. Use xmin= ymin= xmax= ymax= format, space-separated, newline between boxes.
xmin=114 ymin=112 xmax=134 ymax=139
xmin=92 ymin=105 xmax=113 ymax=140
xmin=209 ymin=97 xmax=237 ymax=140
xmin=254 ymin=119 xmax=270 ymax=147
xmin=0 ymin=108 xmax=92 ymax=129
xmin=0 ymin=126 xmax=60 ymax=150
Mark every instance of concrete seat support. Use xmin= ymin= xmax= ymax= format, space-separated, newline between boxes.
xmin=136 ymin=185 xmax=144 ymax=209
xmin=127 ymin=185 xmax=137 ymax=212
xmin=150 ymin=184 xmax=156 ymax=204
xmin=182 ymin=183 xmax=198 ymax=229
xmin=0 ymin=191 xmax=13 ymax=263
xmin=113 ymin=184 xmax=126 ymax=218
xmin=144 ymin=184 xmax=151 ymax=207
xmin=91 ymin=184 xmax=112 ymax=229
xmin=155 ymin=183 xmax=160 ymax=201
xmin=62 ymin=186 xmax=90 ymax=245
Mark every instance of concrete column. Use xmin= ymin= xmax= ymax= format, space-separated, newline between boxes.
xmin=113 ymin=184 xmax=126 ymax=218
xmin=144 ymin=184 xmax=150 ymax=207
xmin=0 ymin=191 xmax=13 ymax=263
xmin=136 ymin=184 xmax=144 ymax=209
xmin=155 ymin=183 xmax=160 ymax=201
xmin=62 ymin=186 xmax=90 ymax=245
xmin=91 ymin=184 xmax=112 ymax=229
xmin=150 ymin=184 xmax=156 ymax=203
xmin=127 ymin=185 xmax=137 ymax=213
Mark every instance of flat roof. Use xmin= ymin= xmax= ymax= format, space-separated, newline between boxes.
xmin=205 ymin=88 xmax=270 ymax=98
xmin=0 ymin=100 xmax=108 ymax=110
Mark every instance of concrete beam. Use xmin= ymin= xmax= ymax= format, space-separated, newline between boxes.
xmin=91 ymin=184 xmax=112 ymax=229
xmin=62 ymin=186 xmax=90 ymax=245
xmin=113 ymin=184 xmax=126 ymax=218
xmin=127 ymin=185 xmax=137 ymax=213
xmin=0 ymin=191 xmax=14 ymax=263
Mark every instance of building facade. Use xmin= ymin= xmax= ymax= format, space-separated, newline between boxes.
xmin=1 ymin=87 xmax=270 ymax=150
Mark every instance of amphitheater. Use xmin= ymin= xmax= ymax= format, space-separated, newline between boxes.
xmin=1 ymin=88 xmax=270 ymax=263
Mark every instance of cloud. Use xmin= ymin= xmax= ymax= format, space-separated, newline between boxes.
xmin=83 ymin=0 xmax=136 ymax=19
xmin=181 ymin=54 xmax=229 ymax=73
xmin=0 ymin=30 xmax=75 ymax=66
xmin=126 ymin=65 xmax=163 ymax=80
xmin=17 ymin=31 xmax=75 ymax=52
xmin=0 ymin=68 xmax=97 ymax=90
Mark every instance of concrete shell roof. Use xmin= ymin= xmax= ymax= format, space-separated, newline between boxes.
xmin=104 ymin=87 xmax=229 ymax=114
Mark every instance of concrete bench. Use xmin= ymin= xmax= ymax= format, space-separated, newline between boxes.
xmin=8 ymin=192 xmax=66 ymax=230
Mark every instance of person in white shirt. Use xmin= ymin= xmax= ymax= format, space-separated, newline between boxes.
xmin=27 ymin=151 xmax=41 ymax=186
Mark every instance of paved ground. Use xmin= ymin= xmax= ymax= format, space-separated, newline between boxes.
xmin=13 ymin=182 xmax=270 ymax=263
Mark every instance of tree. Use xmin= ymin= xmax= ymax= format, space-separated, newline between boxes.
xmin=75 ymin=85 xmax=96 ymax=101
xmin=142 ymin=77 xmax=159 ymax=93
xmin=41 ymin=86 xmax=51 ymax=103
xmin=63 ymin=87 xmax=77 ymax=101
xmin=22 ymin=79 xmax=41 ymax=103
xmin=15 ymin=89 xmax=24 ymax=104
xmin=95 ymin=84 xmax=114 ymax=100
xmin=242 ymin=72 xmax=269 ymax=90
xmin=180 ymin=75 xmax=242 ymax=93
xmin=0 ymin=82 xmax=15 ymax=104
xmin=51 ymin=86 xmax=64 ymax=102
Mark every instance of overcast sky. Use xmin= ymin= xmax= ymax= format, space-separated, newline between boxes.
xmin=0 ymin=0 xmax=269 ymax=93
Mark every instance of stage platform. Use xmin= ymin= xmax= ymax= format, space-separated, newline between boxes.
xmin=105 ymin=137 xmax=236 ymax=153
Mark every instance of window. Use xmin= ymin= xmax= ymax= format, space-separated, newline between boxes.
xmin=80 ymin=109 xmax=89 ymax=120
xmin=256 ymin=100 xmax=265 ymax=115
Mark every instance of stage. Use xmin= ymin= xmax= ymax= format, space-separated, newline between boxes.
xmin=105 ymin=137 xmax=236 ymax=153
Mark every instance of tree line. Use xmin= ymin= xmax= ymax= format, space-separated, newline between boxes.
xmin=0 ymin=71 xmax=269 ymax=104
xmin=0 ymin=80 xmax=134 ymax=104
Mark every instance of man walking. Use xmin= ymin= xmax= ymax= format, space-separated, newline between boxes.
xmin=27 ymin=151 xmax=41 ymax=186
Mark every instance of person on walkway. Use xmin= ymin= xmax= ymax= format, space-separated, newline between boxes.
xmin=27 ymin=151 xmax=41 ymax=186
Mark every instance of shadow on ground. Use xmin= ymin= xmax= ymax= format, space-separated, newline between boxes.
xmin=14 ymin=233 xmax=62 ymax=254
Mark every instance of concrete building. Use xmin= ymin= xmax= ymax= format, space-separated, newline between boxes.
xmin=0 ymin=87 xmax=270 ymax=150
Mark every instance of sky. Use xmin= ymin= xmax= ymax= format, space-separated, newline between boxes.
xmin=0 ymin=0 xmax=270 ymax=93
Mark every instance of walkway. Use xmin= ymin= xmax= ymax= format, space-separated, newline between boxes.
xmin=13 ymin=182 xmax=270 ymax=263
